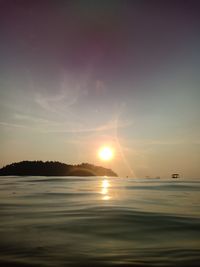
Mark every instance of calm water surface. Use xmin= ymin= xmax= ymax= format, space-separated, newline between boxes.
xmin=0 ymin=176 xmax=200 ymax=266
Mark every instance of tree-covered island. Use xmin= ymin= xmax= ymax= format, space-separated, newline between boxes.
xmin=0 ymin=161 xmax=118 ymax=177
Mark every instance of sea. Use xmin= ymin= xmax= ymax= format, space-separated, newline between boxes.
xmin=0 ymin=176 xmax=200 ymax=267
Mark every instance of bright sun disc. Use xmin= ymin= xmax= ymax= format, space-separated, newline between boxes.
xmin=99 ymin=147 xmax=113 ymax=161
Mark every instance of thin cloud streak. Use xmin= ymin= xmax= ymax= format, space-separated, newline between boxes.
xmin=45 ymin=119 xmax=133 ymax=134
xmin=0 ymin=121 xmax=33 ymax=130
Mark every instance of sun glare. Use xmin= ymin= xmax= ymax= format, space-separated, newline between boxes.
xmin=101 ymin=179 xmax=111 ymax=200
xmin=99 ymin=147 xmax=113 ymax=161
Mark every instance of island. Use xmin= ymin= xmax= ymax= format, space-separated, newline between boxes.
xmin=0 ymin=161 xmax=118 ymax=177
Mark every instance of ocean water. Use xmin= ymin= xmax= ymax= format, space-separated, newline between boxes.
xmin=0 ymin=176 xmax=200 ymax=267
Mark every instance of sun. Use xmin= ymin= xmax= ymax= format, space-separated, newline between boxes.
xmin=98 ymin=147 xmax=113 ymax=161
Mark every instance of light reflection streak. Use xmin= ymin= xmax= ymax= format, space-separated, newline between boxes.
xmin=101 ymin=178 xmax=111 ymax=200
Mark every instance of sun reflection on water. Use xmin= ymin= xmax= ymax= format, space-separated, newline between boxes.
xmin=101 ymin=178 xmax=111 ymax=200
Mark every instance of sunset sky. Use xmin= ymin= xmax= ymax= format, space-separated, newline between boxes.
xmin=0 ymin=0 xmax=200 ymax=178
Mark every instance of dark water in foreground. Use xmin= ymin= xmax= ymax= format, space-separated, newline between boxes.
xmin=0 ymin=176 xmax=200 ymax=267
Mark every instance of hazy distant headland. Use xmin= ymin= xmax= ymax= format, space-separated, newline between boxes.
xmin=0 ymin=161 xmax=118 ymax=177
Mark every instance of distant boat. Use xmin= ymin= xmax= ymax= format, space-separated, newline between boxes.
xmin=172 ymin=173 xmax=180 ymax=179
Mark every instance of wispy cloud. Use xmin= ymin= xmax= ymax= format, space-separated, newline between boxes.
xmin=34 ymin=75 xmax=84 ymax=115
xmin=13 ymin=113 xmax=51 ymax=124
xmin=0 ymin=121 xmax=32 ymax=130
xmin=128 ymin=138 xmax=200 ymax=146
xmin=45 ymin=118 xmax=132 ymax=134
xmin=1 ymin=111 xmax=133 ymax=135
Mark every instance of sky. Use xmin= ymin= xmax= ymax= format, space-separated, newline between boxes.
xmin=0 ymin=0 xmax=200 ymax=178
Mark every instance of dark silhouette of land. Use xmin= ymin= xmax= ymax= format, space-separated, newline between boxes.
xmin=0 ymin=161 xmax=118 ymax=177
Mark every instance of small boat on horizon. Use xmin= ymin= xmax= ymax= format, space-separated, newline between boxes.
xmin=172 ymin=173 xmax=180 ymax=179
